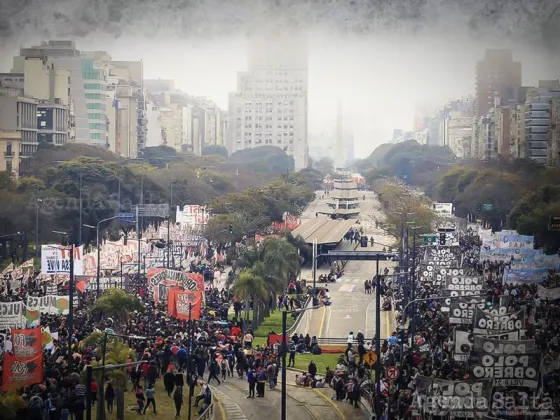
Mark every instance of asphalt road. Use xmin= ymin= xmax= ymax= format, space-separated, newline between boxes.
xmin=303 ymin=190 xmax=398 ymax=341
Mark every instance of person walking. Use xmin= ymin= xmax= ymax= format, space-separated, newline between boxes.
xmin=164 ymin=368 xmax=175 ymax=397
xmin=287 ymin=340 xmax=296 ymax=367
xmin=207 ymin=358 xmax=221 ymax=385
xmin=143 ymin=384 xmax=157 ymax=414
xmin=105 ymin=382 xmax=115 ymax=414
xmin=247 ymin=368 xmax=256 ymax=398
xmin=256 ymin=368 xmax=267 ymax=397
xmin=173 ymin=387 xmax=183 ymax=418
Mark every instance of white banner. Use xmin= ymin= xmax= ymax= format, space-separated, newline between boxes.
xmin=176 ymin=205 xmax=210 ymax=228
xmin=432 ymin=202 xmax=453 ymax=217
xmin=453 ymin=330 xmax=519 ymax=361
xmin=537 ymin=285 xmax=560 ymax=300
xmin=27 ymin=295 xmax=77 ymax=315
xmin=41 ymin=245 xmax=84 ymax=275
xmin=0 ymin=302 xmax=24 ymax=329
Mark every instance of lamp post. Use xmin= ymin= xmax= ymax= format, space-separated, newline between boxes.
xmin=35 ymin=197 xmax=42 ymax=260
xmin=281 ymin=305 xmax=320 ymax=420
xmin=167 ymin=180 xmax=176 ymax=268
xmin=83 ymin=215 xmax=120 ymax=298
xmin=51 ymin=231 xmax=74 ymax=371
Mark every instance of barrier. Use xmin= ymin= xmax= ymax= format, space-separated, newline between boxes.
xmin=286 ymin=295 xmax=312 ymax=336
xmin=316 ymin=337 xmax=387 ymax=346
xmin=199 ymin=401 xmax=214 ymax=420
xmin=359 ymin=389 xmax=374 ymax=419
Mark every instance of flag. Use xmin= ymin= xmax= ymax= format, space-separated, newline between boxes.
xmin=1 ymin=263 xmax=14 ymax=276
xmin=20 ymin=259 xmax=34 ymax=269
xmin=24 ymin=308 xmax=40 ymax=328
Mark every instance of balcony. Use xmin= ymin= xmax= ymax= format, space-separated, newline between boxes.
xmin=4 ymin=150 xmax=14 ymax=158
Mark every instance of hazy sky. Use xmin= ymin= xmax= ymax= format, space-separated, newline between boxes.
xmin=2 ymin=1 xmax=560 ymax=158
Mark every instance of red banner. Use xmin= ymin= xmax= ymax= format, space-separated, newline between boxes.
xmin=267 ymin=333 xmax=287 ymax=346
xmin=167 ymin=290 xmax=202 ymax=321
xmin=147 ymin=268 xmax=202 ymax=304
xmin=272 ymin=214 xmax=301 ymax=231
xmin=2 ymin=328 xmax=43 ymax=391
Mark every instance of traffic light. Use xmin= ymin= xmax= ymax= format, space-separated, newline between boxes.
xmin=477 ymin=203 xmax=482 ymax=211
xmin=360 ymin=236 xmax=368 ymax=247
xmin=229 ymin=224 xmax=233 ymax=234
xmin=439 ymin=232 xmax=446 ymax=246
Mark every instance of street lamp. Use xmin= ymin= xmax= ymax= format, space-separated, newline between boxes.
xmin=83 ymin=215 xmax=120 ymax=298
xmin=35 ymin=198 xmax=42 ymax=260
xmin=51 ymin=231 xmax=75 ymax=372
xmin=281 ymin=305 xmax=321 ymax=420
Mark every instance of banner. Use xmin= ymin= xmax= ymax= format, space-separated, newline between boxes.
xmin=147 ymin=269 xmax=203 ymax=304
xmin=472 ymin=337 xmax=535 ymax=354
xmin=27 ymin=295 xmax=75 ymax=315
xmin=0 ymin=302 xmax=24 ymax=329
xmin=453 ymin=331 xmax=519 ymax=362
xmin=2 ymin=328 xmax=43 ymax=392
xmin=167 ymin=290 xmax=202 ymax=321
xmin=414 ymin=376 xmax=492 ymax=418
xmin=449 ymin=298 xmax=485 ymax=324
xmin=469 ymin=352 xmax=540 ymax=388
xmin=176 ymin=205 xmax=210 ymax=228
xmin=473 ymin=308 xmax=525 ymax=335
xmin=268 ymin=333 xmax=287 ymax=346
xmin=537 ymin=284 xmax=560 ymax=300
xmin=423 ymin=246 xmax=461 ymax=268
xmin=445 ymin=276 xmax=483 ymax=296
xmin=41 ymin=245 xmax=84 ymax=275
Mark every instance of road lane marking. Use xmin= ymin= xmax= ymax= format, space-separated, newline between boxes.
xmin=365 ymin=296 xmax=375 ymax=338
xmin=338 ymin=284 xmax=355 ymax=292
xmin=319 ymin=305 xmax=326 ymax=338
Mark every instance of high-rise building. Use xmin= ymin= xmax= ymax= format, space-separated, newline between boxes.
xmin=549 ymin=97 xmax=560 ymax=167
xmin=475 ymin=50 xmax=522 ymax=117
xmin=12 ymin=41 xmax=112 ymax=148
xmin=227 ymin=34 xmax=309 ymax=170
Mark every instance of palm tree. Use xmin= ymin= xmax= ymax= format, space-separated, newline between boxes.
xmin=262 ymin=238 xmax=301 ymax=289
xmin=232 ymin=269 xmax=267 ymax=333
xmin=80 ymin=333 xmax=135 ymax=420
xmin=283 ymin=231 xmax=311 ymax=264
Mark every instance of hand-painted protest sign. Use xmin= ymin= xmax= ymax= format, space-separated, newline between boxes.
xmin=0 ymin=302 xmax=24 ymax=329
xmin=167 ymin=290 xmax=202 ymax=321
xmin=536 ymin=285 xmax=560 ymax=300
xmin=473 ymin=308 xmax=525 ymax=335
xmin=147 ymin=269 xmax=203 ymax=304
xmin=41 ymin=245 xmax=84 ymax=275
xmin=1 ymin=328 xmax=43 ymax=392
xmin=469 ymin=352 xmax=540 ymax=388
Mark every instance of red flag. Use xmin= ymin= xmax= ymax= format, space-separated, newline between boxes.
xmin=2 ymin=328 xmax=43 ymax=392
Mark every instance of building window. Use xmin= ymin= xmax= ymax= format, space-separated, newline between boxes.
xmin=84 ymin=83 xmax=102 ymax=90
xmin=86 ymin=103 xmax=106 ymax=110
xmin=89 ymin=123 xmax=105 ymax=130
xmin=90 ymin=133 xmax=101 ymax=140
xmin=86 ymin=93 xmax=103 ymax=99
xmin=88 ymin=113 xmax=104 ymax=120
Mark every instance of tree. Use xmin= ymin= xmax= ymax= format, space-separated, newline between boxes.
xmin=202 ymin=145 xmax=229 ymax=158
xmin=313 ymin=157 xmax=334 ymax=174
xmin=232 ymin=269 xmax=268 ymax=332
xmin=80 ymin=332 xmax=136 ymax=420
xmin=91 ymin=289 xmax=144 ymax=325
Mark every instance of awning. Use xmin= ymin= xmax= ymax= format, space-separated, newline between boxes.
xmin=291 ymin=219 xmax=356 ymax=245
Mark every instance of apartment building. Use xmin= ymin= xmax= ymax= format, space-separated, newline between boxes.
xmin=475 ymin=49 xmax=522 ymax=117
xmin=0 ymin=130 xmax=21 ymax=178
xmin=227 ymin=35 xmax=309 ymax=170
xmin=524 ymin=80 xmax=560 ymax=164
xmin=549 ymin=97 xmax=560 ymax=167
xmin=0 ymin=94 xmax=38 ymax=162
xmin=13 ymin=41 xmax=111 ymax=148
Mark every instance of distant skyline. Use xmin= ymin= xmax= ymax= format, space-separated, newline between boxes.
xmin=3 ymin=29 xmax=560 ymax=159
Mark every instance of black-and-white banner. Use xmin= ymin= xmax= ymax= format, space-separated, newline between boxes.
xmin=469 ymin=352 xmax=540 ymax=388
xmin=472 ymin=337 xmax=535 ymax=355
xmin=414 ymin=376 xmax=492 ymax=418
xmin=420 ymin=266 xmax=471 ymax=286
xmin=473 ymin=308 xmax=525 ymax=335
xmin=453 ymin=330 xmax=519 ymax=362
xmin=449 ymin=298 xmax=486 ymax=324
xmin=445 ymin=276 xmax=483 ymax=296
xmin=0 ymin=302 xmax=24 ymax=329
xmin=423 ymin=246 xmax=461 ymax=268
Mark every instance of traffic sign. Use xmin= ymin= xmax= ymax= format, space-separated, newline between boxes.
xmin=364 ymin=350 xmax=377 ymax=366
xmin=549 ymin=216 xmax=560 ymax=232
xmin=482 ymin=203 xmax=493 ymax=211
xmin=386 ymin=366 xmax=400 ymax=381
xmin=423 ymin=235 xmax=437 ymax=244
xmin=117 ymin=212 xmax=136 ymax=223
xmin=136 ymin=204 xmax=170 ymax=218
